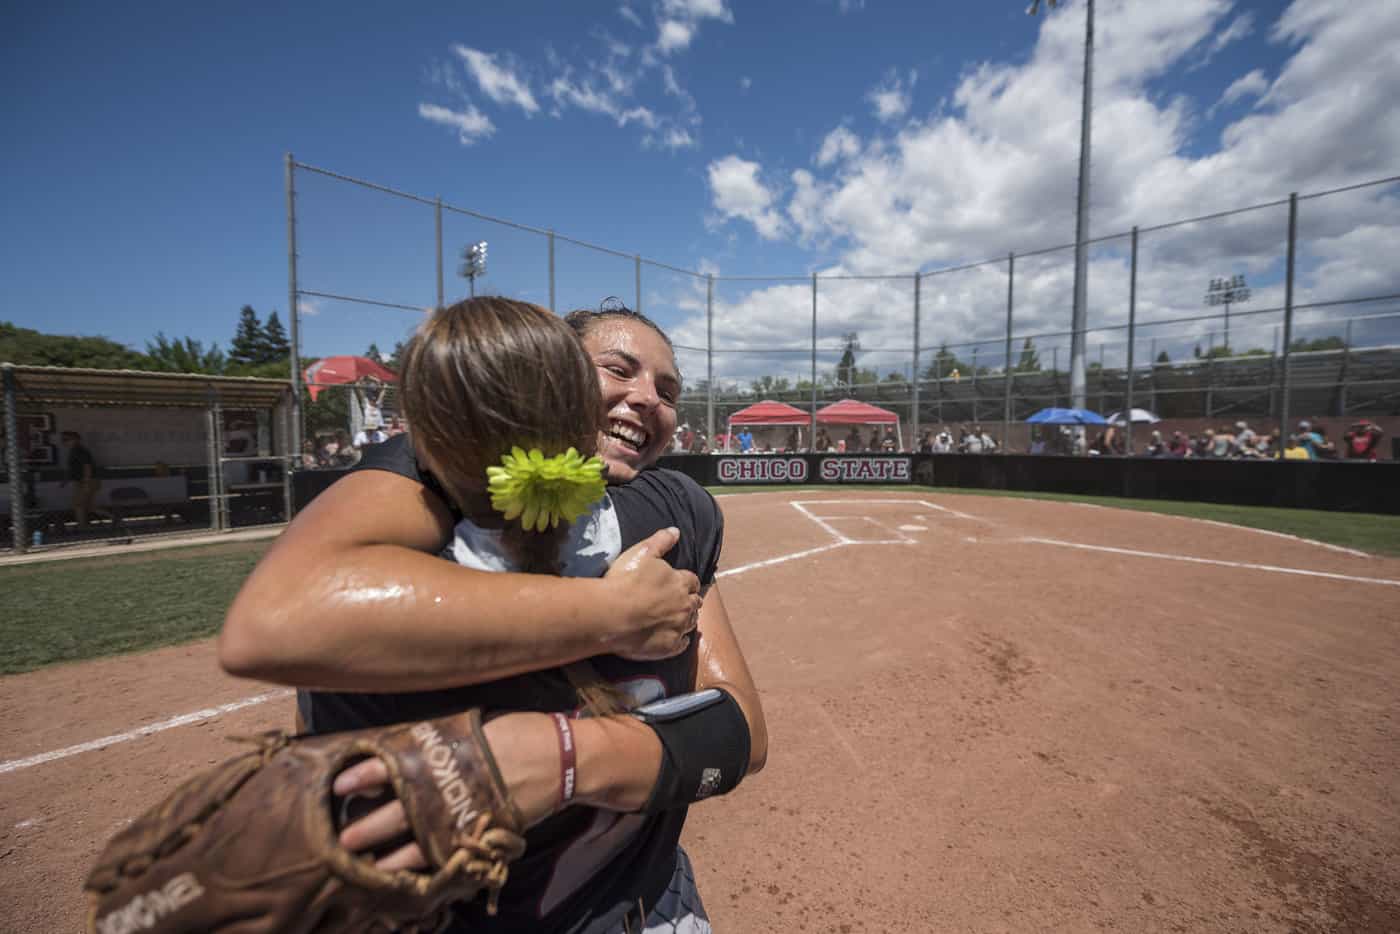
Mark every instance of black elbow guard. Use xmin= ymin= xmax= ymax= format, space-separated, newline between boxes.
xmin=635 ymin=689 xmax=751 ymax=814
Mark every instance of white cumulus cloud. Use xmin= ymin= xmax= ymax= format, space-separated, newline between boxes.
xmin=816 ymin=126 xmax=862 ymax=167
xmin=453 ymin=46 xmax=539 ymax=114
xmin=417 ymin=102 xmax=495 ymax=145
xmin=707 ymin=155 xmax=788 ymax=240
xmin=867 ymin=69 xmax=916 ymax=122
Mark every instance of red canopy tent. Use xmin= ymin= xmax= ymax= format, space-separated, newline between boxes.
xmin=302 ymin=355 xmax=398 ymax=402
xmin=725 ymin=400 xmax=809 ymax=452
xmin=816 ymin=399 xmax=903 ymax=450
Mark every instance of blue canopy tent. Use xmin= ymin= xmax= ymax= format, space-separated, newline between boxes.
xmin=1025 ymin=407 xmax=1107 ymax=425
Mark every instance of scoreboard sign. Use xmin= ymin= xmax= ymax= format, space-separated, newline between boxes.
xmin=713 ymin=455 xmax=912 ymax=484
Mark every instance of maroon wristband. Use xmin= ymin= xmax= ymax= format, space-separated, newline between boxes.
xmin=552 ymin=713 xmax=577 ymax=807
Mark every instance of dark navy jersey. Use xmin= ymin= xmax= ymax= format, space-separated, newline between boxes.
xmin=301 ymin=434 xmax=724 ymax=934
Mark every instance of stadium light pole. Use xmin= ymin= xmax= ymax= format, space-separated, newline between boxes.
xmin=1029 ymin=0 xmax=1093 ymax=419
xmin=459 ymin=241 xmax=488 ymax=297
xmin=1204 ymin=274 xmax=1251 ymax=353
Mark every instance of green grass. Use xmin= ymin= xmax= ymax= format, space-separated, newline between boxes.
xmin=0 ymin=541 xmax=271 ymax=675
xmin=711 ymin=484 xmax=1400 ymax=557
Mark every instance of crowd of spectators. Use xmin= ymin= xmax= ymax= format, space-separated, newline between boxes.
xmin=1134 ymin=419 xmax=1385 ymax=461
xmin=660 ymin=416 xmax=1386 ymax=461
xmin=302 ymin=415 xmax=406 ymax=468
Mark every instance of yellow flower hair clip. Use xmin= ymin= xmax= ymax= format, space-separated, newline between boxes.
xmin=486 ymin=446 xmax=607 ymax=532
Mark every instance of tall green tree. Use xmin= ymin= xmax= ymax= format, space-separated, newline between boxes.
xmin=836 ymin=333 xmax=860 ymax=387
xmin=365 ymin=343 xmax=384 ymax=365
xmin=0 ymin=321 xmax=146 ymax=369
xmin=385 ymin=341 xmax=407 ymax=373
xmin=229 ymin=305 xmax=267 ymax=366
xmin=262 ymin=311 xmax=290 ymax=361
xmin=143 ymin=333 xmax=227 ymax=374
xmin=1015 ymin=337 xmax=1041 ymax=372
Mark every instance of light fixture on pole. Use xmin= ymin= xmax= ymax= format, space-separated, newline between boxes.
xmin=1204 ymin=274 xmax=1250 ymax=353
xmin=459 ymin=241 xmax=488 ymax=297
xmin=1028 ymin=0 xmax=1094 ymax=424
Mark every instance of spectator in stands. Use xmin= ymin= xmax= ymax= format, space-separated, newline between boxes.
xmin=1311 ymin=424 xmax=1339 ymax=460
xmin=60 ymin=431 xmax=100 ymax=526
xmin=918 ymin=430 xmax=933 ymax=454
xmin=963 ymin=426 xmax=983 ymax=454
xmin=333 ymin=429 xmax=361 ymax=467
xmin=353 ymin=421 xmax=388 ymax=449
xmin=738 ymin=427 xmax=755 ymax=453
xmin=1344 ymin=420 xmax=1384 ymax=461
xmin=935 ymin=426 xmax=954 ymax=453
xmin=786 ymin=428 xmax=801 ymax=452
xmin=815 ymin=428 xmax=832 ymax=452
xmin=1029 ymin=428 xmax=1047 ymax=455
xmin=1193 ymin=431 xmax=1213 ymax=458
xmin=385 ymin=416 xmax=407 ymax=438
xmin=300 ymin=439 xmax=319 ymax=468
xmin=845 ymin=427 xmax=861 ymax=452
xmin=1283 ymin=435 xmax=1310 ymax=460
xmin=1145 ymin=430 xmax=1166 ymax=457
xmin=1168 ymin=431 xmax=1190 ymax=458
xmin=1232 ymin=421 xmax=1257 ymax=455
xmin=1211 ymin=426 xmax=1234 ymax=459
xmin=976 ymin=425 xmax=997 ymax=453
xmin=880 ymin=435 xmax=897 ymax=452
xmin=1296 ymin=420 xmax=1322 ymax=458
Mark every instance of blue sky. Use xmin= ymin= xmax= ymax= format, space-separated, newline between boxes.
xmin=3 ymin=0 xmax=1397 ymax=385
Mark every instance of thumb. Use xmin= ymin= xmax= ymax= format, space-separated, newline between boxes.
xmin=640 ymin=526 xmax=680 ymax=558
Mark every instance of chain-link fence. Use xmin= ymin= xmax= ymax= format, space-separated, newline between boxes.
xmin=283 ymin=156 xmax=1399 ymax=465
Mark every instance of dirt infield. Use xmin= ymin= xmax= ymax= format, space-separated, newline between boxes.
xmin=3 ymin=490 xmax=1398 ymax=932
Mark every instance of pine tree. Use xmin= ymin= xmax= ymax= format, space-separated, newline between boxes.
xmin=385 ymin=341 xmax=406 ymax=373
xmin=144 ymin=333 xmax=227 ymax=374
xmin=836 ymin=333 xmax=860 ymax=387
xmin=365 ymin=343 xmax=384 ymax=364
xmin=1015 ymin=337 xmax=1041 ymax=372
xmin=229 ymin=306 xmax=267 ymax=366
xmin=262 ymin=311 xmax=290 ymax=362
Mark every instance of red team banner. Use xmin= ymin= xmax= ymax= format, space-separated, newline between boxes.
xmin=714 ymin=456 xmax=912 ymax=484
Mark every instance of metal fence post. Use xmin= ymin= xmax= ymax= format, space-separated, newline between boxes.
xmin=548 ymin=230 xmax=556 ymax=314
xmin=1124 ymin=227 xmax=1138 ymax=454
xmin=1147 ymin=336 xmax=1157 ymax=413
xmin=435 ymin=197 xmax=444 ymax=309
xmin=1338 ymin=319 xmax=1352 ymax=415
xmin=1279 ymin=192 xmax=1298 ymax=456
xmin=285 ymin=153 xmax=304 ymax=460
xmin=971 ymin=346 xmax=979 ymax=423
xmin=912 ymin=273 xmax=921 ymax=447
xmin=3 ymin=364 xmax=25 ymax=553
xmin=1205 ymin=331 xmax=1214 ymax=417
xmin=206 ymin=392 xmax=224 ymax=533
xmin=706 ymin=274 xmax=715 ymax=447
xmin=1002 ymin=253 xmax=1014 ymax=443
xmin=635 ymin=255 xmax=642 ymax=314
xmin=810 ymin=274 xmax=818 ymax=444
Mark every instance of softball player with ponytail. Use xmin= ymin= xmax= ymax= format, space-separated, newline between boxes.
xmin=221 ymin=297 xmax=765 ymax=933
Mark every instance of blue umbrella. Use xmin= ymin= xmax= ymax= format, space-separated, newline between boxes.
xmin=1026 ymin=407 xmax=1107 ymax=425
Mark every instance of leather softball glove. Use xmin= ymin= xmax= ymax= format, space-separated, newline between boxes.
xmin=84 ymin=709 xmax=526 ymax=934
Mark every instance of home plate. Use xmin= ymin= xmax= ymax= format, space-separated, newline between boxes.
xmin=899 ymin=524 xmax=928 ymax=532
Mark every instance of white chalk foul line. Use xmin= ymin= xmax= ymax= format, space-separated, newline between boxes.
xmin=717 ymin=542 xmax=850 ymax=578
xmin=0 ymin=689 xmax=293 ymax=776
xmin=1022 ymin=537 xmax=1400 ymax=587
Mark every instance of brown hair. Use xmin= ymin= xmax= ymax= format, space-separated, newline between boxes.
xmin=400 ymin=297 xmax=625 ymax=715
xmin=563 ymin=297 xmax=674 ymax=355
